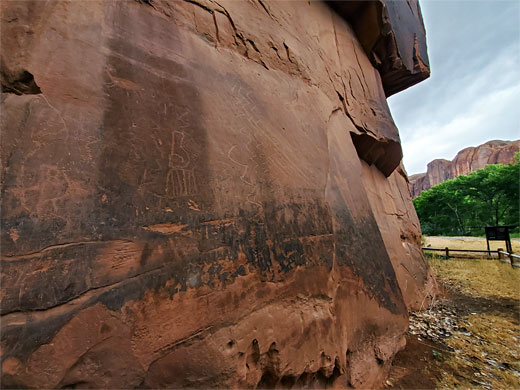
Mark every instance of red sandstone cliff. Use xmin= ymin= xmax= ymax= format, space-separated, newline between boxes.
xmin=409 ymin=140 xmax=520 ymax=198
xmin=1 ymin=1 xmax=434 ymax=388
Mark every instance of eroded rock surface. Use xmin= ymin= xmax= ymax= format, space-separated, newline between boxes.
xmin=1 ymin=0 xmax=433 ymax=388
xmin=409 ymin=140 xmax=520 ymax=198
xmin=329 ymin=0 xmax=430 ymax=97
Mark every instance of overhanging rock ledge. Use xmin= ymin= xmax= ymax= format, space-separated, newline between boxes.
xmin=1 ymin=0 xmax=433 ymax=388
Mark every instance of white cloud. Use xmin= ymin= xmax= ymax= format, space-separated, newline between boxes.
xmin=401 ymin=82 xmax=520 ymax=174
xmin=388 ymin=0 xmax=520 ymax=175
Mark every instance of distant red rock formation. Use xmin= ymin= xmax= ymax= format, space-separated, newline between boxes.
xmin=409 ymin=140 xmax=520 ymax=198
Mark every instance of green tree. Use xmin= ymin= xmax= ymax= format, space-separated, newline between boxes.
xmin=413 ymin=155 xmax=519 ymax=236
xmin=414 ymin=179 xmax=472 ymax=235
xmin=457 ymin=161 xmax=519 ymax=226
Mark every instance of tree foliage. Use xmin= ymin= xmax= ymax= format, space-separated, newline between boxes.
xmin=413 ymin=154 xmax=519 ymax=236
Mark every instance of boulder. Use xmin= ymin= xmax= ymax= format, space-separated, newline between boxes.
xmin=1 ymin=0 xmax=433 ymax=388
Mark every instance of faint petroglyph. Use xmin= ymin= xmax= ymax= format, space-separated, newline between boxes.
xmin=227 ymin=80 xmax=268 ymax=216
xmin=227 ymin=145 xmax=253 ymax=186
xmin=37 ymin=95 xmax=70 ymax=136
xmin=165 ymin=129 xmax=198 ymax=198
xmin=187 ymin=199 xmax=200 ymax=211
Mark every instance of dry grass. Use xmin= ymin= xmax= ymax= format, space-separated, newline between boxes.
xmin=429 ymin=258 xmax=520 ymax=389
xmin=429 ymin=258 xmax=520 ymax=300
xmin=424 ymin=236 xmax=520 ymax=253
xmin=438 ymin=314 xmax=520 ymax=389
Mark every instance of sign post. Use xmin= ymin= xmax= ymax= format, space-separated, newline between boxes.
xmin=485 ymin=226 xmax=515 ymax=255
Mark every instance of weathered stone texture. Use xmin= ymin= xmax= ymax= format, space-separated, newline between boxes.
xmin=1 ymin=0 xmax=432 ymax=388
xmin=409 ymin=140 xmax=520 ymax=198
xmin=329 ymin=0 xmax=430 ymax=97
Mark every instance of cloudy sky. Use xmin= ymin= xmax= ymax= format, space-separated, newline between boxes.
xmin=388 ymin=0 xmax=520 ymax=175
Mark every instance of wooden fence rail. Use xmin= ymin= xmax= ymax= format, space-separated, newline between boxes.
xmin=497 ymin=250 xmax=520 ymax=259
xmin=422 ymin=247 xmax=520 ymax=268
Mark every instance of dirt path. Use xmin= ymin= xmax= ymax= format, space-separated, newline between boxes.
xmin=386 ymin=258 xmax=520 ymax=389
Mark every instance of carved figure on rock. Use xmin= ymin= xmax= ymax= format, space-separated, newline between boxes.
xmin=0 ymin=0 xmax=434 ymax=388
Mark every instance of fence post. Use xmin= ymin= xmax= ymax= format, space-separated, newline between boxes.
xmin=498 ymin=249 xmax=503 ymax=260
xmin=509 ymin=252 xmax=514 ymax=268
xmin=445 ymin=247 xmax=449 ymax=260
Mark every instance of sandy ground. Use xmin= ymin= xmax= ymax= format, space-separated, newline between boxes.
xmin=424 ymin=236 xmax=520 ymax=253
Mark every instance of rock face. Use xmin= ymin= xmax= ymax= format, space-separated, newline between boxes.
xmin=1 ymin=1 xmax=434 ymax=388
xmin=409 ymin=140 xmax=520 ymax=198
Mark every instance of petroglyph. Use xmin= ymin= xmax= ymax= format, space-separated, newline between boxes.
xmin=226 ymin=80 xmax=269 ymax=216
xmin=227 ymin=145 xmax=253 ymax=186
xmin=0 ymin=0 xmax=433 ymax=387
xmin=165 ymin=130 xmax=198 ymax=197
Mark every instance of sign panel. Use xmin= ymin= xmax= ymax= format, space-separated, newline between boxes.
xmin=485 ymin=226 xmax=509 ymax=241
xmin=485 ymin=225 xmax=515 ymax=254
